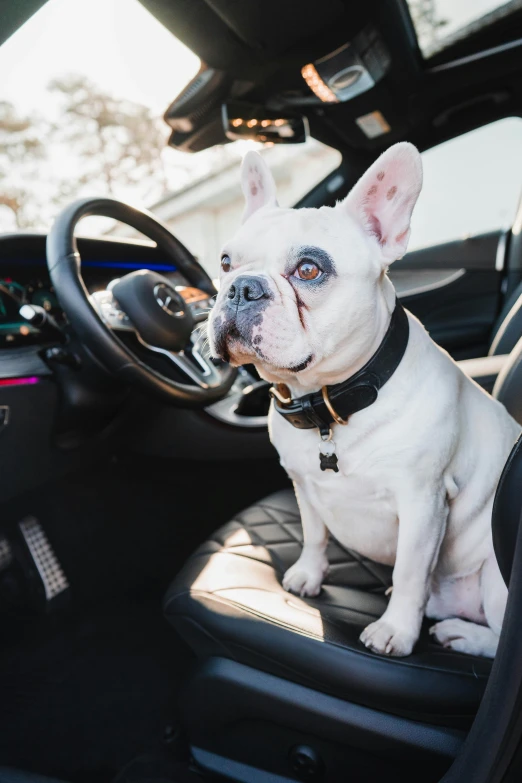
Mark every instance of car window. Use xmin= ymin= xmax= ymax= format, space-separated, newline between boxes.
xmin=406 ymin=0 xmax=518 ymax=60
xmin=150 ymin=141 xmax=341 ymax=278
xmin=409 ymin=117 xmax=522 ymax=252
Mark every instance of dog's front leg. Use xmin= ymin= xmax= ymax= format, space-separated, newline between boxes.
xmin=360 ymin=483 xmax=448 ymax=657
xmin=283 ymin=483 xmax=329 ymax=597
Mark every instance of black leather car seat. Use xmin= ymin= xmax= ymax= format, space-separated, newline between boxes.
xmin=489 ymin=197 xmax=522 ymax=355
xmin=165 ymin=489 xmax=491 ymax=724
xmin=164 ymin=331 xmax=522 ymax=782
xmin=489 ymin=279 xmax=522 ymax=355
xmin=0 ymin=771 xmax=66 ymax=783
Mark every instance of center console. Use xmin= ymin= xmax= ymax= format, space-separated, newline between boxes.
xmin=206 ymin=369 xmax=270 ymax=429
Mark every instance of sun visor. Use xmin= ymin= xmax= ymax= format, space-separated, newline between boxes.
xmin=202 ymin=0 xmax=344 ymax=54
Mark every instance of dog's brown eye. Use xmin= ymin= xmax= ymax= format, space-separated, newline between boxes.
xmin=294 ymin=260 xmax=322 ymax=281
xmin=221 ymin=254 xmax=231 ymax=273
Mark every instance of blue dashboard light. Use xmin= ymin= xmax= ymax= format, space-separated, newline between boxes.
xmin=81 ymin=260 xmax=177 ymax=272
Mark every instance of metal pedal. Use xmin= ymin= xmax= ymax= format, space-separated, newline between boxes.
xmin=18 ymin=516 xmax=69 ymax=606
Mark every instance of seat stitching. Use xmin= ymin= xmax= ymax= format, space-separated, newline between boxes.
xmin=239 ymin=503 xmax=299 ymax=519
xmin=258 ymin=508 xmax=311 ymax=568
xmin=258 ymin=506 xmax=302 ymax=543
xmin=206 ymin=528 xmax=389 ymax=592
xmin=174 ymin=613 xmax=338 ymax=693
xmin=169 ymin=617 xmax=480 ymax=721
xmin=211 ymin=586 xmax=384 ymax=621
xmin=214 ymin=549 xmax=283 ymax=568
xmin=336 ymin=546 xmax=392 ymax=590
xmin=226 ymin=641 xmax=481 ymax=718
xmin=241 ymin=506 xmax=300 ymax=573
xmin=235 ymin=519 xmax=296 ymax=529
xmin=168 ymin=584 xmax=376 ymax=626
xmin=257 ymin=502 xmax=300 ymax=517
xmin=171 ymin=589 xmax=489 ymax=680
xmin=252 ymin=497 xmax=391 ymax=591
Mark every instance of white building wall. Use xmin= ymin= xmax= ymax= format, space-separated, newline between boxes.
xmin=135 ymin=141 xmax=342 ymax=278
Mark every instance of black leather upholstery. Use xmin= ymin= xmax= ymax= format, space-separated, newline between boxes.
xmin=165 ymin=489 xmax=492 ymax=725
xmin=493 ymin=435 xmax=522 ymax=585
xmin=494 ymin=335 xmax=522 ymax=424
xmin=489 ymin=282 xmax=522 ymax=356
xmin=490 ymin=199 xmax=522 ymax=355
xmin=0 ymin=771 xmax=66 ymax=783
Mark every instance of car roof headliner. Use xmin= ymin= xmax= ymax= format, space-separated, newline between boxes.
xmin=145 ymin=0 xmax=522 ymax=154
xmin=5 ymin=0 xmax=522 ymax=159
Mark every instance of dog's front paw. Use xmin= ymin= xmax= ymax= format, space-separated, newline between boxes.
xmin=283 ymin=557 xmax=328 ymax=598
xmin=360 ymin=619 xmax=417 ymax=657
xmin=429 ymin=618 xmax=499 ymax=657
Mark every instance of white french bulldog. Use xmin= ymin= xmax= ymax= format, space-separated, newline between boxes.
xmin=208 ymin=143 xmax=520 ymax=658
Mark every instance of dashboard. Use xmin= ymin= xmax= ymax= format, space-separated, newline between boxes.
xmin=0 ymin=233 xmax=269 ymax=508
xmin=0 ymin=233 xmax=207 ymax=349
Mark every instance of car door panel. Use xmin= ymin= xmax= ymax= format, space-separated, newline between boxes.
xmin=389 ymin=231 xmax=503 ymax=359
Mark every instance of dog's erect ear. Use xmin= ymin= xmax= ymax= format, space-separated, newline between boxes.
xmin=340 ymin=142 xmax=423 ymax=263
xmin=240 ymin=150 xmax=278 ymax=223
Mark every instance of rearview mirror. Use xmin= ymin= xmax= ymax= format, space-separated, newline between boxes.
xmin=222 ymin=101 xmax=308 ymax=144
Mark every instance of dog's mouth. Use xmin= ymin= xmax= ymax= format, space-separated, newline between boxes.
xmin=221 ymin=335 xmax=313 ymax=374
xmin=213 ymin=322 xmax=313 ymax=374
xmin=283 ymin=354 xmax=314 ymax=373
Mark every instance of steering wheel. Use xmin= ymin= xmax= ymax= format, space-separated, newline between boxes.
xmin=46 ymin=197 xmax=236 ymax=406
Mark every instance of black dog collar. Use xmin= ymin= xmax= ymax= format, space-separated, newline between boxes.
xmin=271 ymin=300 xmax=409 ymax=437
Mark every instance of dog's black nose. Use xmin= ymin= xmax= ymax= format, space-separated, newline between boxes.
xmin=227 ymin=276 xmax=270 ymax=309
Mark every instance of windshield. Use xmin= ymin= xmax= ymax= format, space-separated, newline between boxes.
xmin=0 ymin=0 xmax=341 ymax=275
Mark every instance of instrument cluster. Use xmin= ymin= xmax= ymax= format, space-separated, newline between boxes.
xmin=0 ymin=275 xmax=63 ymax=347
xmin=0 ymin=265 xmax=211 ymax=349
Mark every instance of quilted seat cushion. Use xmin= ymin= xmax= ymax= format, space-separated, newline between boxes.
xmin=164 ymin=489 xmax=492 ymax=726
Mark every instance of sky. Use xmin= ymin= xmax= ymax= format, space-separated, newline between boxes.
xmin=0 ymin=0 xmax=265 ymax=236
xmin=0 ymin=0 xmax=200 ymax=115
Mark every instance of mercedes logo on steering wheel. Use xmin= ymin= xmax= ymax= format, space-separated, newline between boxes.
xmin=153 ymin=283 xmax=186 ymax=318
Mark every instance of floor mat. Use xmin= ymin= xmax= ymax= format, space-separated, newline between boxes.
xmin=0 ymin=455 xmax=289 ymax=783
xmin=2 ymin=456 xmax=289 ymax=610
xmin=0 ymin=601 xmax=194 ymax=783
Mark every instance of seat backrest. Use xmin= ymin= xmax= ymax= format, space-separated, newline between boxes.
xmin=489 ymin=282 xmax=522 ymax=356
xmin=493 ymin=330 xmax=522 ymax=424
xmin=492 ymin=432 xmax=522 ymax=586
xmin=490 ymin=195 xmax=522 ymax=355
xmin=493 ymin=332 xmax=522 ymax=583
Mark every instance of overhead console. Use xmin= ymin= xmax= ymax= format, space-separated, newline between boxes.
xmin=153 ymin=0 xmax=522 ymax=170
xmin=299 ymin=26 xmax=391 ymax=105
xmin=154 ymin=0 xmax=400 ymax=154
xmin=163 ymin=23 xmax=392 ymax=152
